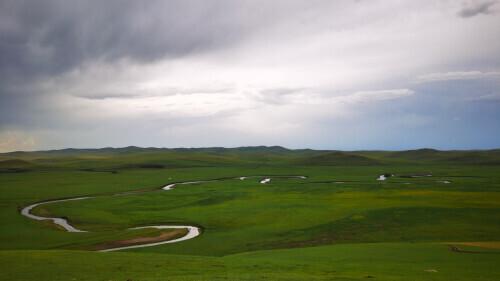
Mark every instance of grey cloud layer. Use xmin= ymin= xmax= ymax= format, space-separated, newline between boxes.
xmin=1 ymin=0 xmax=500 ymax=151
xmin=458 ymin=1 xmax=497 ymax=18
xmin=416 ymin=71 xmax=500 ymax=83
xmin=0 ymin=0 xmax=258 ymax=79
xmin=2 ymin=0 xmax=499 ymax=83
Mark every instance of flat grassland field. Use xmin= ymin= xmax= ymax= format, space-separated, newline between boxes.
xmin=1 ymin=147 xmax=500 ymax=280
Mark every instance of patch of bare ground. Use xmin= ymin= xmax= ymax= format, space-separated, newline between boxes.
xmin=91 ymin=228 xmax=188 ymax=251
xmin=451 ymin=241 xmax=500 ymax=249
xmin=448 ymin=242 xmax=500 ymax=254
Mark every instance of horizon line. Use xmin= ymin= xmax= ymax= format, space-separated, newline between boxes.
xmin=2 ymin=145 xmax=500 ymax=154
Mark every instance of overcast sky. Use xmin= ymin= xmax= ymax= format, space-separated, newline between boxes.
xmin=1 ymin=0 xmax=500 ymax=152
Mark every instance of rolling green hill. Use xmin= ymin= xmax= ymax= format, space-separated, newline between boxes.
xmin=293 ymin=151 xmax=379 ymax=165
xmin=2 ymin=146 xmax=499 ymax=172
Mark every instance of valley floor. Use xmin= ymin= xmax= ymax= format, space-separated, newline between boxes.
xmin=1 ymin=148 xmax=500 ymax=280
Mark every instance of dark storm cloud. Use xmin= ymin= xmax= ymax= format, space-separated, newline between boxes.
xmin=458 ymin=1 xmax=497 ymax=18
xmin=0 ymin=0 xmax=281 ymax=81
xmin=0 ymin=0 xmax=322 ymax=136
xmin=0 ymin=0 xmax=278 ymax=130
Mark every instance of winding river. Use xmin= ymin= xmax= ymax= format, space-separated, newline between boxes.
xmin=21 ymin=197 xmax=91 ymax=232
xmin=20 ymin=175 xmax=306 ymax=252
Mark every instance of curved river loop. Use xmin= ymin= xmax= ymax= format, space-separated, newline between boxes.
xmin=20 ymin=175 xmax=307 ymax=252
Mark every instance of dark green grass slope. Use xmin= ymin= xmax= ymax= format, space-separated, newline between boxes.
xmin=386 ymin=148 xmax=500 ymax=164
xmin=2 ymin=146 xmax=500 ymax=171
xmin=292 ymin=151 xmax=379 ymax=165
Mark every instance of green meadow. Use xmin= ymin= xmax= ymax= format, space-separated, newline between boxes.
xmin=1 ymin=147 xmax=499 ymax=280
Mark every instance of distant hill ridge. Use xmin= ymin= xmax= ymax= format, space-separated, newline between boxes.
xmin=3 ymin=146 xmax=499 ymax=154
xmin=0 ymin=146 xmax=499 ymax=171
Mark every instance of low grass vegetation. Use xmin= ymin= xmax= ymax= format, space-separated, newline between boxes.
xmin=1 ymin=147 xmax=499 ymax=280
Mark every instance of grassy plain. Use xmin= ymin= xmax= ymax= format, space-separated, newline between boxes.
xmin=0 ymin=147 xmax=499 ymax=280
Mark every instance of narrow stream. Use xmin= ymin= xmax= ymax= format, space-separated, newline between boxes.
xmin=20 ymin=175 xmax=306 ymax=251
